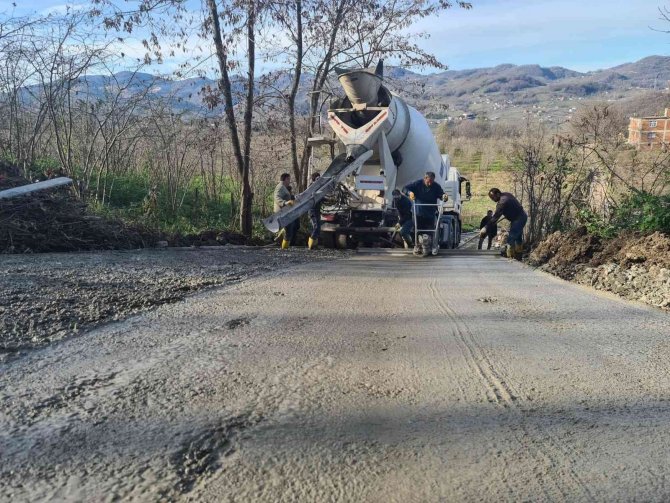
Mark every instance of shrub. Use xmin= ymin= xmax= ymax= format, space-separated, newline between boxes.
xmin=614 ymin=193 xmax=670 ymax=234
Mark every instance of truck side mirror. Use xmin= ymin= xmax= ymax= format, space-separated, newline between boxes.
xmin=465 ymin=181 xmax=472 ymax=200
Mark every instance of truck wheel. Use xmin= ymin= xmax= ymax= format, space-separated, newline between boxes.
xmin=439 ymin=222 xmax=451 ymax=249
xmin=321 ymin=231 xmax=335 ymax=249
xmin=336 ymin=233 xmax=356 ymax=249
xmin=450 ymin=221 xmax=457 ymax=249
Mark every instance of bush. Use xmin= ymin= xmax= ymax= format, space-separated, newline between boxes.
xmin=576 ymin=209 xmax=618 ymax=238
xmin=614 ymin=193 xmax=670 ymax=234
xmin=577 ymin=192 xmax=670 ymax=238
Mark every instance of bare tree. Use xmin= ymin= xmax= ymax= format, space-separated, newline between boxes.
xmin=510 ymin=117 xmax=594 ymax=245
xmin=277 ymin=0 xmax=472 ymax=190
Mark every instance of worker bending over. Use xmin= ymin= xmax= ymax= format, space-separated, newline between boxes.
xmin=483 ymin=187 xmax=527 ymax=260
xmin=392 ymin=189 xmax=413 ymax=248
xmin=403 ymin=171 xmax=446 ymax=253
xmin=307 ymin=172 xmax=321 ymax=250
xmin=478 ymin=209 xmax=497 ymax=250
xmin=274 ymin=173 xmax=298 ymax=249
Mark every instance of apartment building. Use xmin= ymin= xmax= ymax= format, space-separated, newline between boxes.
xmin=628 ymin=108 xmax=670 ymax=149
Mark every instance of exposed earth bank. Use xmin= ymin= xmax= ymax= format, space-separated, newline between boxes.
xmin=529 ymin=227 xmax=670 ymax=310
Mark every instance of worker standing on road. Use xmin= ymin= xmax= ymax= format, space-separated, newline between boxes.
xmin=307 ymin=172 xmax=321 ymax=250
xmin=274 ymin=173 xmax=298 ymax=249
xmin=482 ymin=188 xmax=527 ymax=260
xmin=392 ymin=189 xmax=414 ymax=248
xmin=478 ymin=210 xmax=497 ymax=250
xmin=403 ymin=171 xmax=445 ymax=252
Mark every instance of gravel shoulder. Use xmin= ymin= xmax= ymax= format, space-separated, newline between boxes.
xmin=2 ymin=247 xmax=670 ymax=501
xmin=0 ymin=246 xmax=347 ymax=358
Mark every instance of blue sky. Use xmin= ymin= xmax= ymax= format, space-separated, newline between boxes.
xmin=3 ymin=0 xmax=668 ymax=72
xmin=415 ymin=0 xmax=667 ymax=71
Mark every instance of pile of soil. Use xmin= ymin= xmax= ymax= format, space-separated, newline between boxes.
xmin=1 ymin=166 xmax=157 ymax=253
xmin=0 ymin=160 xmax=25 ymax=190
xmin=530 ymin=227 xmax=670 ymax=310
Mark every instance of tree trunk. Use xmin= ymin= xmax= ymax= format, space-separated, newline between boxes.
xmin=239 ymin=0 xmax=256 ymax=237
xmin=206 ymin=0 xmax=251 ymax=234
xmin=288 ymin=0 xmax=303 ymax=189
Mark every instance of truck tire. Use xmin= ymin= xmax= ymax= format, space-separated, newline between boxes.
xmin=336 ymin=233 xmax=356 ymax=249
xmin=450 ymin=220 xmax=457 ymax=249
xmin=439 ymin=219 xmax=451 ymax=249
xmin=321 ymin=231 xmax=335 ymax=249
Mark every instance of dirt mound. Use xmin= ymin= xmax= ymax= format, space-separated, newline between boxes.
xmin=601 ymin=231 xmax=670 ymax=269
xmin=0 ymin=160 xmax=26 ymax=190
xmin=530 ymin=227 xmax=670 ymax=274
xmin=1 ymin=176 xmax=157 ymax=253
xmin=528 ymin=227 xmax=603 ymax=279
xmin=530 ymin=228 xmax=670 ymax=309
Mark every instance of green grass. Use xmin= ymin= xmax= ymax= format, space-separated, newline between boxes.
xmin=459 ymin=169 xmax=514 ymax=231
xmin=86 ymin=171 xmax=256 ymax=236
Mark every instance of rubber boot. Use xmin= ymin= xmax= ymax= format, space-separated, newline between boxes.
xmin=506 ymin=245 xmax=514 ymax=259
xmin=281 ymin=239 xmax=290 ymax=250
xmin=308 ymin=237 xmax=317 ymax=250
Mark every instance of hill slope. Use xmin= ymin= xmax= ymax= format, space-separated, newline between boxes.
xmin=25 ymin=55 xmax=670 ymax=121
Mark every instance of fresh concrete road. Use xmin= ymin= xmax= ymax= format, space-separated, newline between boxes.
xmin=2 ymin=248 xmax=670 ymax=502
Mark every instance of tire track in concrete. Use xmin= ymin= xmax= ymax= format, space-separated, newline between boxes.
xmin=429 ymin=273 xmax=594 ymax=501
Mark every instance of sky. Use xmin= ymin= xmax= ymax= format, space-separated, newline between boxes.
xmin=3 ymin=0 xmax=669 ymax=73
xmin=414 ymin=0 xmax=669 ymax=72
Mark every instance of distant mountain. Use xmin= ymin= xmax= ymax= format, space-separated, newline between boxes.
xmin=22 ymin=56 xmax=670 ymax=122
xmin=381 ymin=55 xmax=670 ymax=122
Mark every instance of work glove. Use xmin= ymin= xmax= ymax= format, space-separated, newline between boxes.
xmin=408 ymin=192 xmax=415 ymax=201
xmin=286 ymin=200 xmax=295 ymax=206
xmin=442 ymin=194 xmax=449 ymax=202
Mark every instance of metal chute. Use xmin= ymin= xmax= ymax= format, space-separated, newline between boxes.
xmin=262 ymin=150 xmax=373 ymax=233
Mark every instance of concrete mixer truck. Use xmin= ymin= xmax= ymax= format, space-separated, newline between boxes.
xmin=263 ymin=61 xmax=471 ymax=254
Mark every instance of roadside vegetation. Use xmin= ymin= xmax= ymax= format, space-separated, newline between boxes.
xmin=0 ymin=1 xmax=473 ymax=245
xmin=0 ymin=2 xmax=667 ymax=252
xmin=438 ymin=106 xmax=669 ymax=243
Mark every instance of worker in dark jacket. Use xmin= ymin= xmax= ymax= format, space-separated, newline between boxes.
xmin=478 ymin=210 xmax=497 ymax=250
xmin=392 ymin=189 xmax=413 ymax=248
xmin=403 ymin=171 xmax=445 ymax=228
xmin=307 ymin=172 xmax=321 ymax=250
xmin=482 ymin=187 xmax=527 ymax=259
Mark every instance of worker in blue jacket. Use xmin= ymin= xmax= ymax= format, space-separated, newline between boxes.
xmin=404 ymin=171 xmax=445 ymax=227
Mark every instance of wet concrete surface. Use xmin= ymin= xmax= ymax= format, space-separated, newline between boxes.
xmin=0 ymin=246 xmax=346 ymax=358
xmin=2 ymin=245 xmax=670 ymax=501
